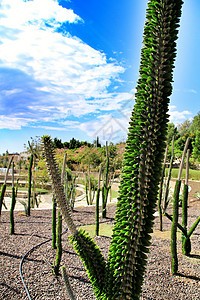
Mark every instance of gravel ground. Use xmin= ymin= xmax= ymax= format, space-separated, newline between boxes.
xmin=0 ymin=197 xmax=200 ymax=299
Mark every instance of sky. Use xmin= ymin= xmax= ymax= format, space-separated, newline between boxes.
xmin=0 ymin=0 xmax=199 ymax=154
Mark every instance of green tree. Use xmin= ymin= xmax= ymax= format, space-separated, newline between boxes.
xmin=190 ymin=111 xmax=200 ymax=134
xmin=192 ymin=130 xmax=200 ymax=162
xmin=166 ymin=123 xmax=179 ymax=144
xmin=53 ymin=137 xmax=63 ymax=149
xmin=177 ymin=120 xmax=191 ymax=136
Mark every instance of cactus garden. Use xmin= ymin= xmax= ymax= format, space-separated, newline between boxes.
xmin=0 ymin=0 xmax=200 ymax=299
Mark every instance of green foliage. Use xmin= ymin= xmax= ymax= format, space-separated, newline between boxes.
xmin=190 ymin=111 xmax=200 ymax=134
xmin=53 ymin=137 xmax=92 ymax=150
xmin=166 ymin=123 xmax=179 ymax=145
xmin=192 ymin=130 xmax=200 ymax=162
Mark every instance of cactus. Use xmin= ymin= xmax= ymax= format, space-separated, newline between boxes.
xmin=181 ymin=149 xmax=191 ymax=255
xmin=95 ymin=165 xmax=102 ymax=236
xmin=61 ymin=266 xmax=76 ymax=300
xmin=165 ymin=144 xmax=200 ymax=258
xmin=158 ymin=136 xmax=174 ymax=231
xmin=158 ymin=145 xmax=169 ymax=231
xmin=52 ymin=195 xmax=57 ymax=249
xmin=27 ymin=153 xmax=33 ymax=216
xmin=163 ymin=136 xmax=175 ymax=212
xmin=42 ymin=0 xmax=183 ymax=298
xmin=102 ymin=141 xmax=110 ymax=218
xmin=0 ymin=156 xmax=14 ymax=216
xmin=53 ymin=210 xmax=62 ymax=275
xmin=10 ymin=162 xmax=16 ymax=235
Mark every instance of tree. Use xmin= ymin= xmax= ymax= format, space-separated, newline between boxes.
xmin=166 ymin=123 xmax=179 ymax=144
xmin=53 ymin=137 xmax=63 ymax=149
xmin=192 ymin=130 xmax=200 ymax=162
xmin=177 ymin=120 xmax=191 ymax=136
xmin=190 ymin=111 xmax=200 ymax=134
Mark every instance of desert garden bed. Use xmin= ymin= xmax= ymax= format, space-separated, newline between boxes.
xmin=0 ymin=191 xmax=200 ymax=299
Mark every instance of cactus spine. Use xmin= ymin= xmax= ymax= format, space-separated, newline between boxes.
xmin=42 ymin=1 xmax=183 ymax=298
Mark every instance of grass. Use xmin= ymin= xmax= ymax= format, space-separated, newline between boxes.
xmin=110 ymin=189 xmax=118 ymax=199
xmin=79 ymin=223 xmax=113 ymax=237
xmin=165 ymin=168 xmax=200 ymax=181
xmin=6 ymin=186 xmax=49 ymax=194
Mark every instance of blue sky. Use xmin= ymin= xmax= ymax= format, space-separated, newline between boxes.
xmin=0 ymin=0 xmax=199 ymax=154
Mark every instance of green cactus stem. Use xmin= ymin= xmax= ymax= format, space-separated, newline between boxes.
xmin=171 ymin=137 xmax=189 ymax=274
xmin=171 ymin=179 xmax=181 ymax=275
xmin=85 ymin=173 xmax=89 ymax=205
xmin=27 ymin=153 xmax=33 ymax=216
xmin=163 ymin=136 xmax=175 ymax=213
xmin=0 ymin=156 xmax=14 ymax=216
xmin=102 ymin=141 xmax=111 ymax=218
xmin=61 ymin=266 xmax=76 ymax=300
xmin=10 ymin=162 xmax=16 ymax=235
xmin=52 ymin=195 xmax=57 ymax=249
xmin=182 ymin=149 xmax=190 ymax=255
xmin=158 ymin=145 xmax=168 ymax=231
xmin=95 ymin=166 xmax=102 ymax=236
xmin=53 ymin=210 xmax=62 ymax=275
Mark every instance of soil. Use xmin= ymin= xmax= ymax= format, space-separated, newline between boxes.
xmin=0 ymin=180 xmax=200 ymax=300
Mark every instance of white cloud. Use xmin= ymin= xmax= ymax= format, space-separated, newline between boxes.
xmin=79 ymin=114 xmax=129 ymax=144
xmin=0 ymin=115 xmax=31 ymax=129
xmin=2 ymin=89 xmax=22 ymax=96
xmin=0 ymin=0 xmax=125 ymax=128
xmin=168 ymin=106 xmax=192 ymax=125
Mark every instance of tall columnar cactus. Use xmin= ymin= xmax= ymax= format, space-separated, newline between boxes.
xmin=0 ymin=156 xmax=14 ymax=216
xmin=10 ymin=162 xmax=16 ymax=235
xmin=102 ymin=141 xmax=110 ymax=218
xmin=170 ymin=137 xmax=189 ymax=274
xmin=53 ymin=210 xmax=62 ymax=275
xmin=42 ymin=0 xmax=183 ymax=298
xmin=182 ymin=148 xmax=190 ymax=255
xmin=165 ymin=143 xmax=200 ymax=257
xmin=52 ymin=195 xmax=57 ymax=249
xmin=27 ymin=153 xmax=33 ymax=216
xmin=95 ymin=165 xmax=102 ymax=236
xmin=158 ymin=145 xmax=168 ymax=231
